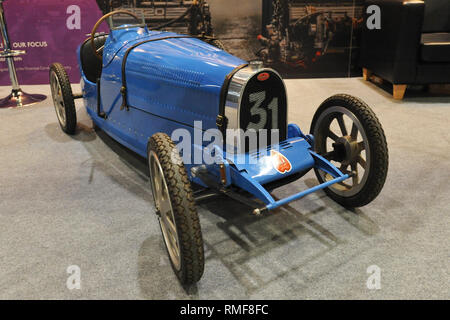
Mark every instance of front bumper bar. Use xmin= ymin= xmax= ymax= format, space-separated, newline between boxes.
xmin=253 ymin=173 xmax=350 ymax=215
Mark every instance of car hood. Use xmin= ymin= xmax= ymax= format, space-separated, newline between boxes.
xmin=100 ymin=27 xmax=246 ymax=130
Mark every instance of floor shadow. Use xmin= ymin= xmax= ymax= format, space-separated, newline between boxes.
xmin=94 ymin=128 xmax=149 ymax=178
xmin=192 ymin=178 xmax=380 ymax=296
xmin=136 ymin=174 xmax=381 ymax=297
xmin=187 ymin=192 xmax=344 ymax=295
xmin=303 ymin=178 xmax=380 ymax=236
xmin=44 ymin=122 xmax=97 ymax=143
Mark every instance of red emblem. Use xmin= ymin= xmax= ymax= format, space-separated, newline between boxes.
xmin=270 ymin=150 xmax=292 ymax=174
xmin=257 ymin=72 xmax=270 ymax=81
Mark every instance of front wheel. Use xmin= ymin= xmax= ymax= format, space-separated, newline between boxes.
xmin=148 ymin=133 xmax=204 ymax=285
xmin=310 ymin=94 xmax=388 ymax=207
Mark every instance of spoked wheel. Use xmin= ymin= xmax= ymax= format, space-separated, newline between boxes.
xmin=49 ymin=63 xmax=77 ymax=134
xmin=206 ymin=38 xmax=227 ymax=51
xmin=310 ymin=94 xmax=388 ymax=207
xmin=150 ymin=151 xmax=182 ymax=270
xmin=148 ymin=133 xmax=204 ymax=285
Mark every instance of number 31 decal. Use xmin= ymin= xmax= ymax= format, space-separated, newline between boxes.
xmin=247 ymin=91 xmax=278 ymax=130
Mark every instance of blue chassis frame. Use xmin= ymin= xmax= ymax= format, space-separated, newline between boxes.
xmin=78 ymin=27 xmax=350 ymax=214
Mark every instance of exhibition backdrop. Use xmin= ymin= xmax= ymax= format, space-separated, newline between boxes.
xmin=0 ymin=0 xmax=105 ymax=85
xmin=0 ymin=0 xmax=363 ymax=85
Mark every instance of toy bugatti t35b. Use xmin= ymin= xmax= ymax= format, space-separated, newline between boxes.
xmin=49 ymin=10 xmax=388 ymax=285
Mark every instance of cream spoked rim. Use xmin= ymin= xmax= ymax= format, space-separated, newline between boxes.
xmin=149 ymin=151 xmax=181 ymax=271
xmin=50 ymin=71 xmax=66 ymax=127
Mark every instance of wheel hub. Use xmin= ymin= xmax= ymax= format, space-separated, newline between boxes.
xmin=332 ymin=136 xmax=360 ymax=165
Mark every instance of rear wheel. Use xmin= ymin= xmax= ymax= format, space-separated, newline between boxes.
xmin=148 ymin=133 xmax=204 ymax=285
xmin=49 ymin=63 xmax=76 ymax=134
xmin=207 ymin=38 xmax=227 ymax=51
xmin=310 ymin=94 xmax=388 ymax=207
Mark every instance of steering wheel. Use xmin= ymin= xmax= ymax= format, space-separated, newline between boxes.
xmin=90 ymin=10 xmax=141 ymax=60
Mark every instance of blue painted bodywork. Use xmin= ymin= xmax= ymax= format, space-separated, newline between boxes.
xmin=79 ymin=26 xmax=245 ymax=156
xmin=78 ymin=25 xmax=349 ymax=212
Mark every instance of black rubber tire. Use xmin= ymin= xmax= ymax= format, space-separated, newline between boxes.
xmin=49 ymin=63 xmax=77 ymax=134
xmin=207 ymin=39 xmax=227 ymax=51
xmin=148 ymin=133 xmax=204 ymax=285
xmin=310 ymin=94 xmax=388 ymax=207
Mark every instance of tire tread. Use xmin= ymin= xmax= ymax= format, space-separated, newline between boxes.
xmin=49 ymin=63 xmax=77 ymax=134
xmin=149 ymin=133 xmax=204 ymax=285
xmin=310 ymin=94 xmax=389 ymax=207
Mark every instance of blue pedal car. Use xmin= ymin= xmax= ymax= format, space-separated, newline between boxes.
xmin=50 ymin=10 xmax=388 ymax=285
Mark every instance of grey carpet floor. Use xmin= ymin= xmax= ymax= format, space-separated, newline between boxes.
xmin=0 ymin=79 xmax=449 ymax=299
